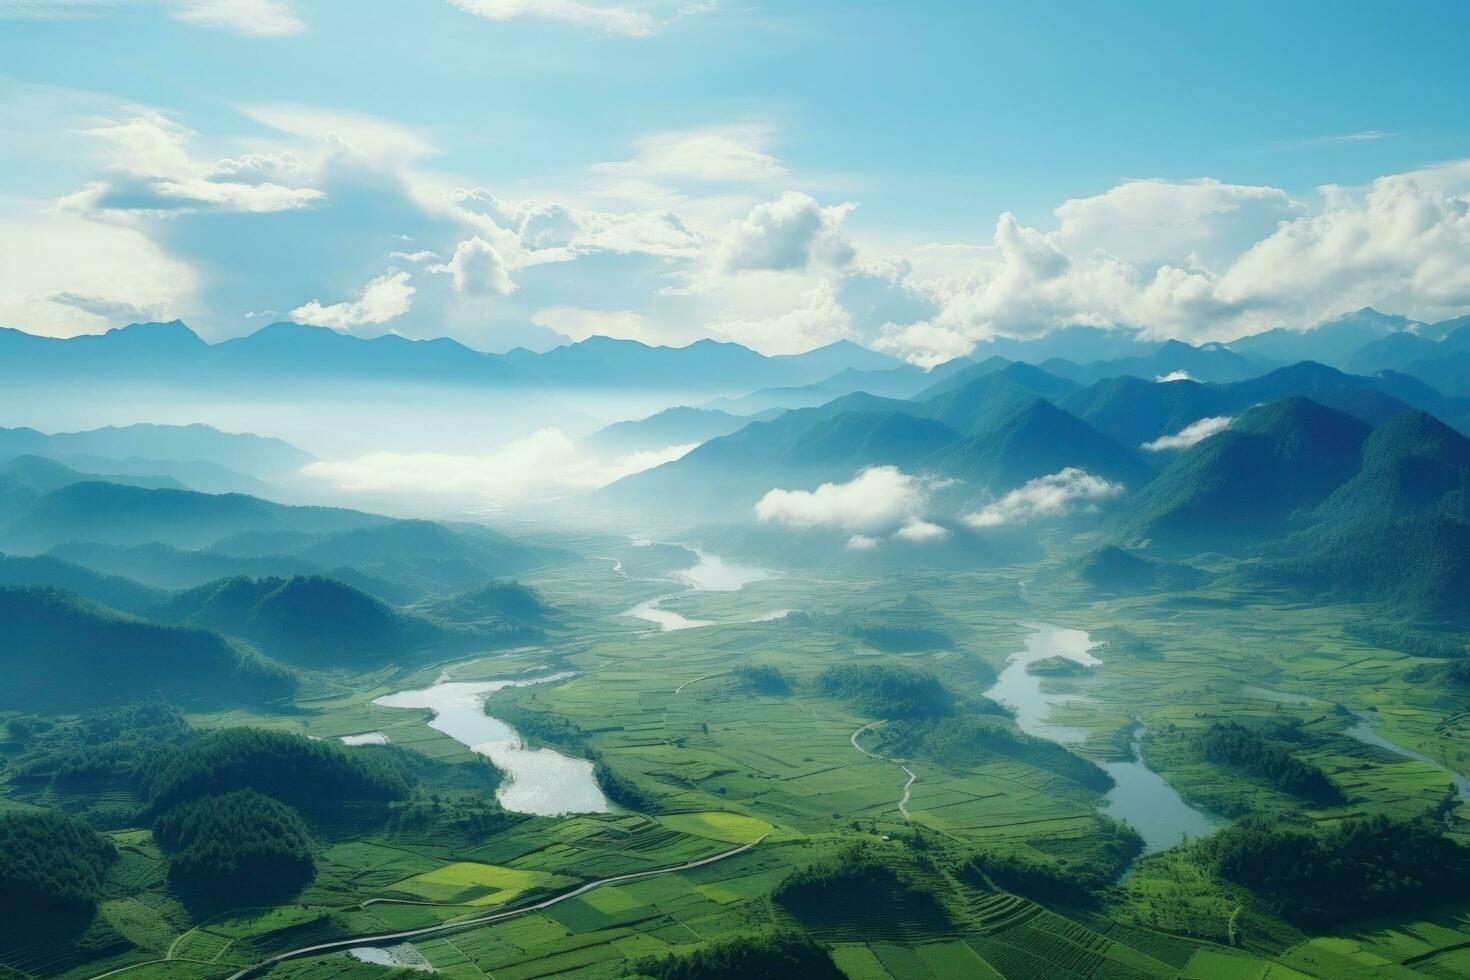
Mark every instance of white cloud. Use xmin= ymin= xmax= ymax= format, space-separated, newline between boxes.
xmin=174 ymin=0 xmax=305 ymax=36
xmin=289 ymin=270 xmax=415 ymax=329
xmin=447 ymin=0 xmax=705 ymax=37
xmin=430 ymin=236 xmax=516 ymax=295
xmin=895 ymin=519 xmax=949 ymax=543
xmin=594 ymin=125 xmax=785 ymax=183
xmin=706 ymin=278 xmax=852 ymax=354
xmin=390 ymin=250 xmax=439 ymax=262
xmin=717 ymin=191 xmax=856 ymax=273
xmin=877 ymin=165 xmax=1470 ymax=365
xmin=846 ymin=534 xmax=881 ymax=551
xmin=0 ymin=212 xmax=196 ymax=336
xmin=1156 ymin=370 xmax=1193 ymax=382
xmin=303 ymin=429 xmax=694 ymax=502
xmin=1142 ymin=415 xmax=1232 ymax=451
xmin=964 ymin=468 xmax=1125 ymax=528
xmin=61 ymin=111 xmax=323 ymax=215
xmin=755 ymin=466 xmax=925 ymax=533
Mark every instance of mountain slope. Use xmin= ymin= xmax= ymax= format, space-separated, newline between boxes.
xmin=0 ymin=481 xmax=385 ymax=553
xmin=0 ymin=586 xmax=293 ymax=709
xmin=1110 ymin=398 xmax=1371 ymax=554
xmin=922 ymin=399 xmax=1152 ymax=497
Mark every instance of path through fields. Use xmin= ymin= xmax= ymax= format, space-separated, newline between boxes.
xmin=850 ymin=722 xmax=916 ymax=820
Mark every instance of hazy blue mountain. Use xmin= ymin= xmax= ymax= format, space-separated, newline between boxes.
xmin=1400 ymin=322 xmax=1470 ymax=397
xmin=1110 ymin=398 xmax=1371 ymax=554
xmin=0 ymin=585 xmax=293 ymax=709
xmin=920 ymin=363 xmax=1081 ymax=434
xmin=605 ymin=406 xmax=961 ymax=519
xmin=1044 ymin=339 xmax=1272 ymax=385
xmin=1424 ymin=313 xmax=1470 ymax=341
xmin=291 ymin=519 xmax=555 ymax=594
xmin=504 ymin=335 xmax=901 ymax=394
xmin=46 ymin=541 xmax=321 ymax=591
xmin=0 ymin=320 xmax=901 ymax=402
xmin=699 ymin=385 xmax=845 ymax=415
xmin=910 ymin=356 xmax=1015 ymax=400
xmin=0 ymin=455 xmax=184 ymax=521
xmin=921 ymin=398 xmax=1152 ymax=497
xmin=0 ymin=481 xmax=385 ymax=553
xmin=0 ymin=552 xmax=165 ymax=614
xmin=1060 ymin=376 xmax=1222 ymax=446
xmin=1064 ymin=362 xmax=1432 ymax=448
xmin=1219 ymin=362 xmax=1417 ymax=427
xmin=1341 ymin=331 xmax=1442 ymax=375
xmin=1228 ymin=308 xmax=1418 ymax=365
xmin=585 ymin=407 xmax=767 ymax=455
xmin=2 ymin=422 xmax=314 ymax=478
xmin=966 ymin=325 xmax=1158 ymax=364
xmin=213 ymin=321 xmax=522 ymax=384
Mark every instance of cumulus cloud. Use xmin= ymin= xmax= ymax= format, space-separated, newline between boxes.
xmin=430 ymin=237 xmax=515 ymax=295
xmin=447 ymin=0 xmax=709 ymax=37
xmin=706 ymin=278 xmax=852 ymax=354
xmin=875 ymin=165 xmax=1470 ymax=364
xmin=174 ymin=0 xmax=305 ymax=36
xmin=895 ymin=519 xmax=949 ymax=543
xmin=846 ymin=534 xmax=881 ymax=551
xmin=964 ymin=468 xmax=1125 ymax=528
xmin=60 ymin=111 xmax=322 ymax=215
xmin=594 ymin=125 xmax=785 ymax=182
xmin=1156 ymin=370 xmax=1193 ymax=382
xmin=302 ymin=429 xmax=693 ymax=502
xmin=755 ymin=466 xmax=925 ymax=533
xmin=1142 ymin=415 xmax=1232 ymax=451
xmin=717 ymin=192 xmax=855 ymax=272
xmin=289 ymin=270 xmax=415 ymax=329
xmin=0 ymin=212 xmax=196 ymax=336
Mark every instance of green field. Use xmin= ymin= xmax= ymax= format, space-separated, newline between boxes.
xmin=3 ymin=529 xmax=1469 ymax=980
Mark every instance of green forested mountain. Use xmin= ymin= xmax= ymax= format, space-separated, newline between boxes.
xmin=0 ymin=455 xmax=183 ymax=521
xmin=0 ymin=811 xmax=115 ymax=918
xmin=0 ymin=586 xmax=294 ymax=709
xmin=0 ymin=552 xmax=164 ymax=613
xmin=1110 ymin=398 xmax=1371 ymax=554
xmin=160 ymin=575 xmax=421 ymax=665
xmin=142 ymin=727 xmax=409 ymax=813
xmin=922 ymin=398 xmax=1152 ymax=497
xmin=153 ymin=789 xmax=316 ymax=902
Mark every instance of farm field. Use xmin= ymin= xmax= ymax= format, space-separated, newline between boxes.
xmin=3 ymin=533 xmax=1469 ymax=980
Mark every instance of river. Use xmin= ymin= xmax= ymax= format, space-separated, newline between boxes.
xmin=985 ymin=622 xmax=1228 ymax=854
xmin=374 ymin=672 xmax=609 ymax=817
xmin=622 ymin=544 xmax=785 ymax=631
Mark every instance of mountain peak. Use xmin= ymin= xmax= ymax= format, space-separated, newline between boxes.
xmin=106 ymin=320 xmax=205 ymax=347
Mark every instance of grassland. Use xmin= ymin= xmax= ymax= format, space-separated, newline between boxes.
xmin=2 ymin=529 xmax=1468 ymax=978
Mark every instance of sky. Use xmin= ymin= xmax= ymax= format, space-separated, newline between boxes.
xmin=2 ymin=0 xmax=1470 ymax=363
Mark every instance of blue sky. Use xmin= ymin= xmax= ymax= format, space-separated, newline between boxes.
xmin=3 ymin=0 xmax=1469 ymax=361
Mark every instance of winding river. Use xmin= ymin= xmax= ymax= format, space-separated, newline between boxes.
xmin=985 ymin=622 xmax=1228 ymax=853
xmin=622 ymin=545 xmax=784 ymax=631
xmin=374 ymin=672 xmax=609 ymax=817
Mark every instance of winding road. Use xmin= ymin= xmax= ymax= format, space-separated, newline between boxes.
xmin=214 ymin=836 xmax=765 ymax=980
xmin=850 ymin=722 xmax=917 ymax=820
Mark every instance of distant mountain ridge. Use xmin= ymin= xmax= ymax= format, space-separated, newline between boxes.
xmin=0 ymin=320 xmax=904 ymax=397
